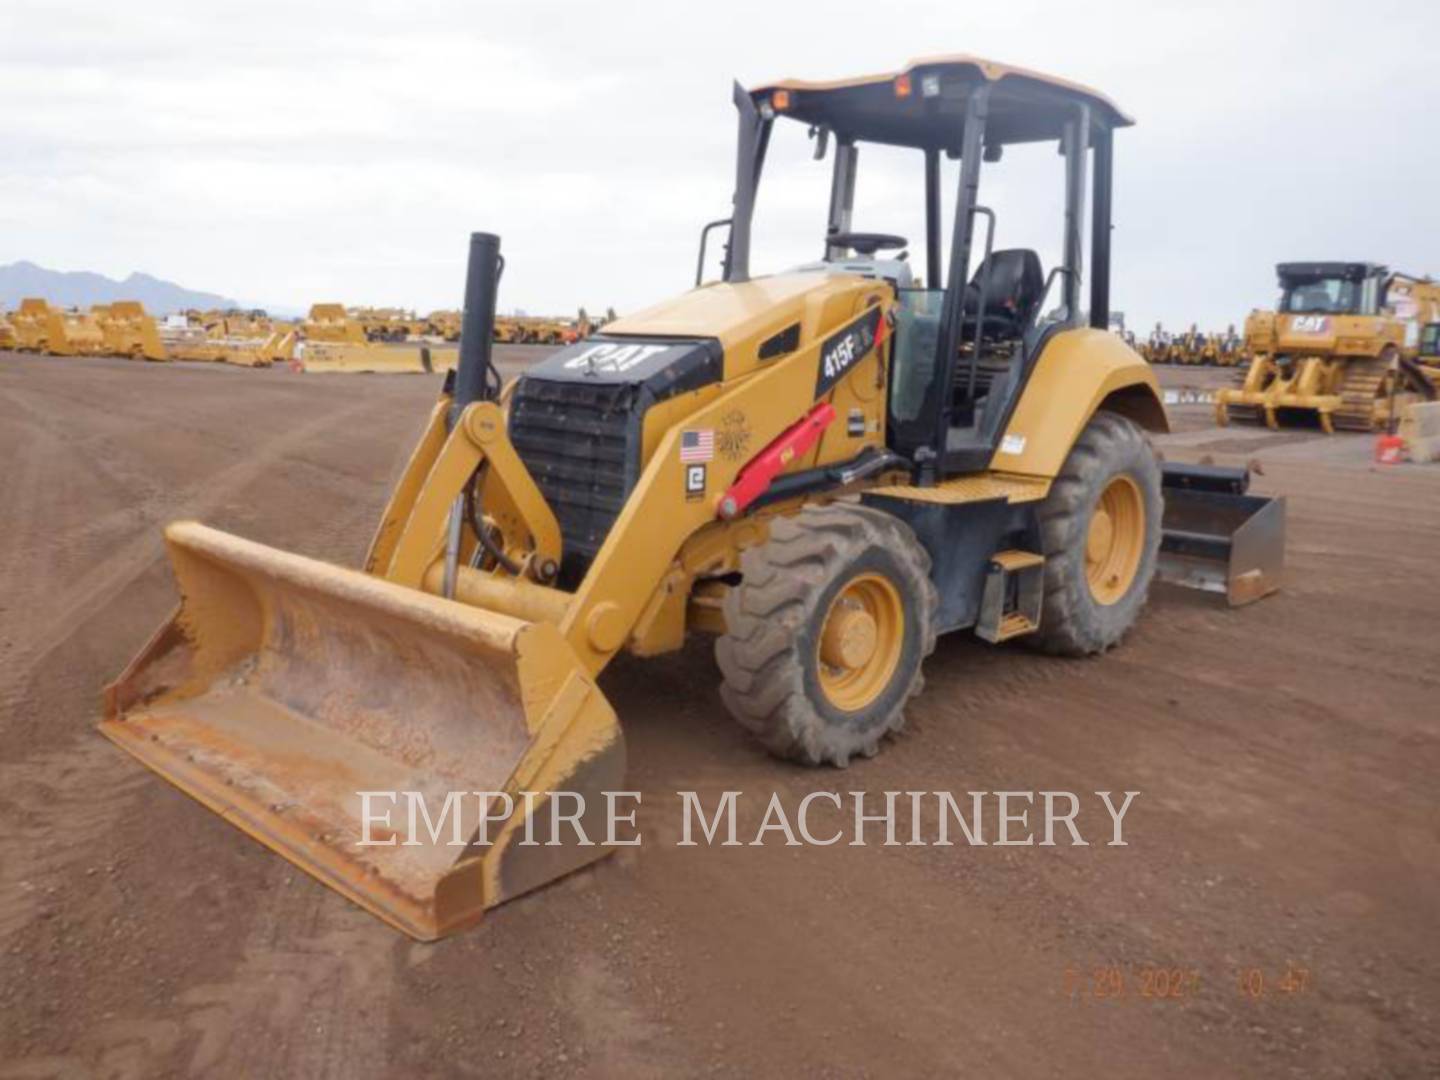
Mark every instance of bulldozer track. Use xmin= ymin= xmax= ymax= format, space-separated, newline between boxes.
xmin=1332 ymin=357 xmax=1389 ymax=432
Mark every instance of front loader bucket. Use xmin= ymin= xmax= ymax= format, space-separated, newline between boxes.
xmin=1158 ymin=463 xmax=1285 ymax=606
xmin=101 ymin=522 xmax=623 ymax=941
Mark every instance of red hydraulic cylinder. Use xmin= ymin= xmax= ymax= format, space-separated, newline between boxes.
xmin=716 ymin=402 xmax=836 ymax=520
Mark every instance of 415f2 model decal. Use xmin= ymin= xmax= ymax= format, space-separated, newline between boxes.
xmin=815 ymin=305 xmax=883 ymax=397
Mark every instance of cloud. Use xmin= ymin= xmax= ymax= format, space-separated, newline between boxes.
xmin=1 ymin=0 xmax=1436 ymax=330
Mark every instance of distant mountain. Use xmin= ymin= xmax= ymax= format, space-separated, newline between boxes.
xmin=0 ymin=260 xmax=239 ymax=314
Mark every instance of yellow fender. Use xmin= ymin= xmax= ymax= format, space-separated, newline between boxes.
xmin=992 ymin=327 xmax=1166 ymax=478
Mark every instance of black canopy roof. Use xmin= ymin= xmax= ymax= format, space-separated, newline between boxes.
xmin=750 ymin=55 xmax=1132 ymax=154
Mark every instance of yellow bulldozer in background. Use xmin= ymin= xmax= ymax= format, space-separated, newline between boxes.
xmin=295 ymin=302 xmax=448 ymax=373
xmin=45 ymin=306 xmax=108 ymax=357
xmin=10 ymin=299 xmax=54 ymax=351
xmin=96 ymin=300 xmax=167 ymax=361
xmin=160 ymin=309 xmax=293 ymax=366
xmin=101 ymin=58 xmax=1284 ymax=941
xmin=351 ymin=306 xmax=420 ymax=342
xmin=426 ymin=310 xmax=463 ymax=341
xmin=1216 ymin=263 xmax=1440 ymax=432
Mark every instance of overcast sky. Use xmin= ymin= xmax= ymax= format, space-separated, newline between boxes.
xmin=2 ymin=0 xmax=1437 ymax=331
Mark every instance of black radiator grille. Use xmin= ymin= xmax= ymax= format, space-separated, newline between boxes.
xmin=509 ymin=378 xmax=643 ymax=587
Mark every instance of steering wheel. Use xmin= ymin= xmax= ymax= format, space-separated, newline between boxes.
xmin=829 ymin=232 xmax=908 ymax=256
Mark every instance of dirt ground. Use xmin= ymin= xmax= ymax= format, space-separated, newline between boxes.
xmin=0 ymin=351 xmax=1436 ymax=1078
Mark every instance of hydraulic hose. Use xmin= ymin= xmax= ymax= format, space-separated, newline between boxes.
xmin=464 ymin=464 xmax=521 ymax=576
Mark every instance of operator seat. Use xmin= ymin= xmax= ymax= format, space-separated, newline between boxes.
xmin=961 ymin=249 xmax=1044 ymax=340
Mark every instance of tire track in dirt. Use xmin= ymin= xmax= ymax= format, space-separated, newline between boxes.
xmin=176 ymin=881 xmax=397 ymax=1078
xmin=0 ymin=400 xmax=404 ymax=1075
xmin=0 ymin=392 xmax=387 ymax=954
xmin=0 ymin=1019 xmax=184 ymax=1080
xmin=0 ymin=854 xmax=397 ymax=1078
xmin=0 ymin=397 xmax=378 ymax=714
xmin=0 ymin=739 xmax=147 ymax=944
xmin=0 ymin=357 xmax=515 ymax=1079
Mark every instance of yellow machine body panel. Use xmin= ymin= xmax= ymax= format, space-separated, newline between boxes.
xmin=992 ymin=327 xmax=1166 ymax=478
xmin=608 ymin=272 xmax=882 ymax=377
xmin=1272 ymin=312 xmax=1402 ymax=358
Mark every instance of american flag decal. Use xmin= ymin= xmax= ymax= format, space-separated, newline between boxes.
xmin=680 ymin=429 xmax=714 ymax=463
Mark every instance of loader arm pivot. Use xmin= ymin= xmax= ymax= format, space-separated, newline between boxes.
xmin=370 ymin=399 xmax=563 ymax=589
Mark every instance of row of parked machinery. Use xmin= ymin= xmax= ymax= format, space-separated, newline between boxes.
xmin=1137 ymin=324 xmax=1246 ymax=367
xmin=0 ymin=300 xmax=612 ymax=370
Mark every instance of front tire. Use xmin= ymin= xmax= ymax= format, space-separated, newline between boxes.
xmin=716 ymin=505 xmax=938 ymax=767
xmin=1032 ymin=410 xmax=1162 ymax=656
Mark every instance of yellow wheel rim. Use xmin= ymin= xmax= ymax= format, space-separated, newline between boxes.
xmin=1086 ymin=474 xmax=1144 ymax=606
xmin=816 ymin=572 xmax=905 ymax=712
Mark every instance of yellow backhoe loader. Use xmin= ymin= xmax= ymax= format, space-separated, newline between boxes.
xmin=1138 ymin=323 xmax=1164 ymax=364
xmin=1175 ymin=325 xmax=1203 ymax=365
xmin=1215 ymin=324 xmax=1244 ymax=367
xmin=1216 ymin=263 xmax=1440 ymax=432
xmin=1196 ymin=332 xmax=1221 ymax=366
xmin=102 ymin=58 xmax=1284 ymax=941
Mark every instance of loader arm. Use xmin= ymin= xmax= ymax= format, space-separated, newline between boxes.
xmin=369 ymin=296 xmax=892 ymax=677
xmin=368 ymin=399 xmax=563 ymax=589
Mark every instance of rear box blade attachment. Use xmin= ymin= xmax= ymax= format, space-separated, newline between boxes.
xmin=1158 ymin=463 xmax=1285 ymax=606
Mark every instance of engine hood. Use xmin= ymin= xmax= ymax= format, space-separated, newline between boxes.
xmin=521 ymin=335 xmax=724 ymax=397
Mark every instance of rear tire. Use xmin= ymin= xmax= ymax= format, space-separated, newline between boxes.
xmin=1032 ymin=410 xmax=1161 ymax=656
xmin=716 ymin=504 xmax=938 ymax=767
